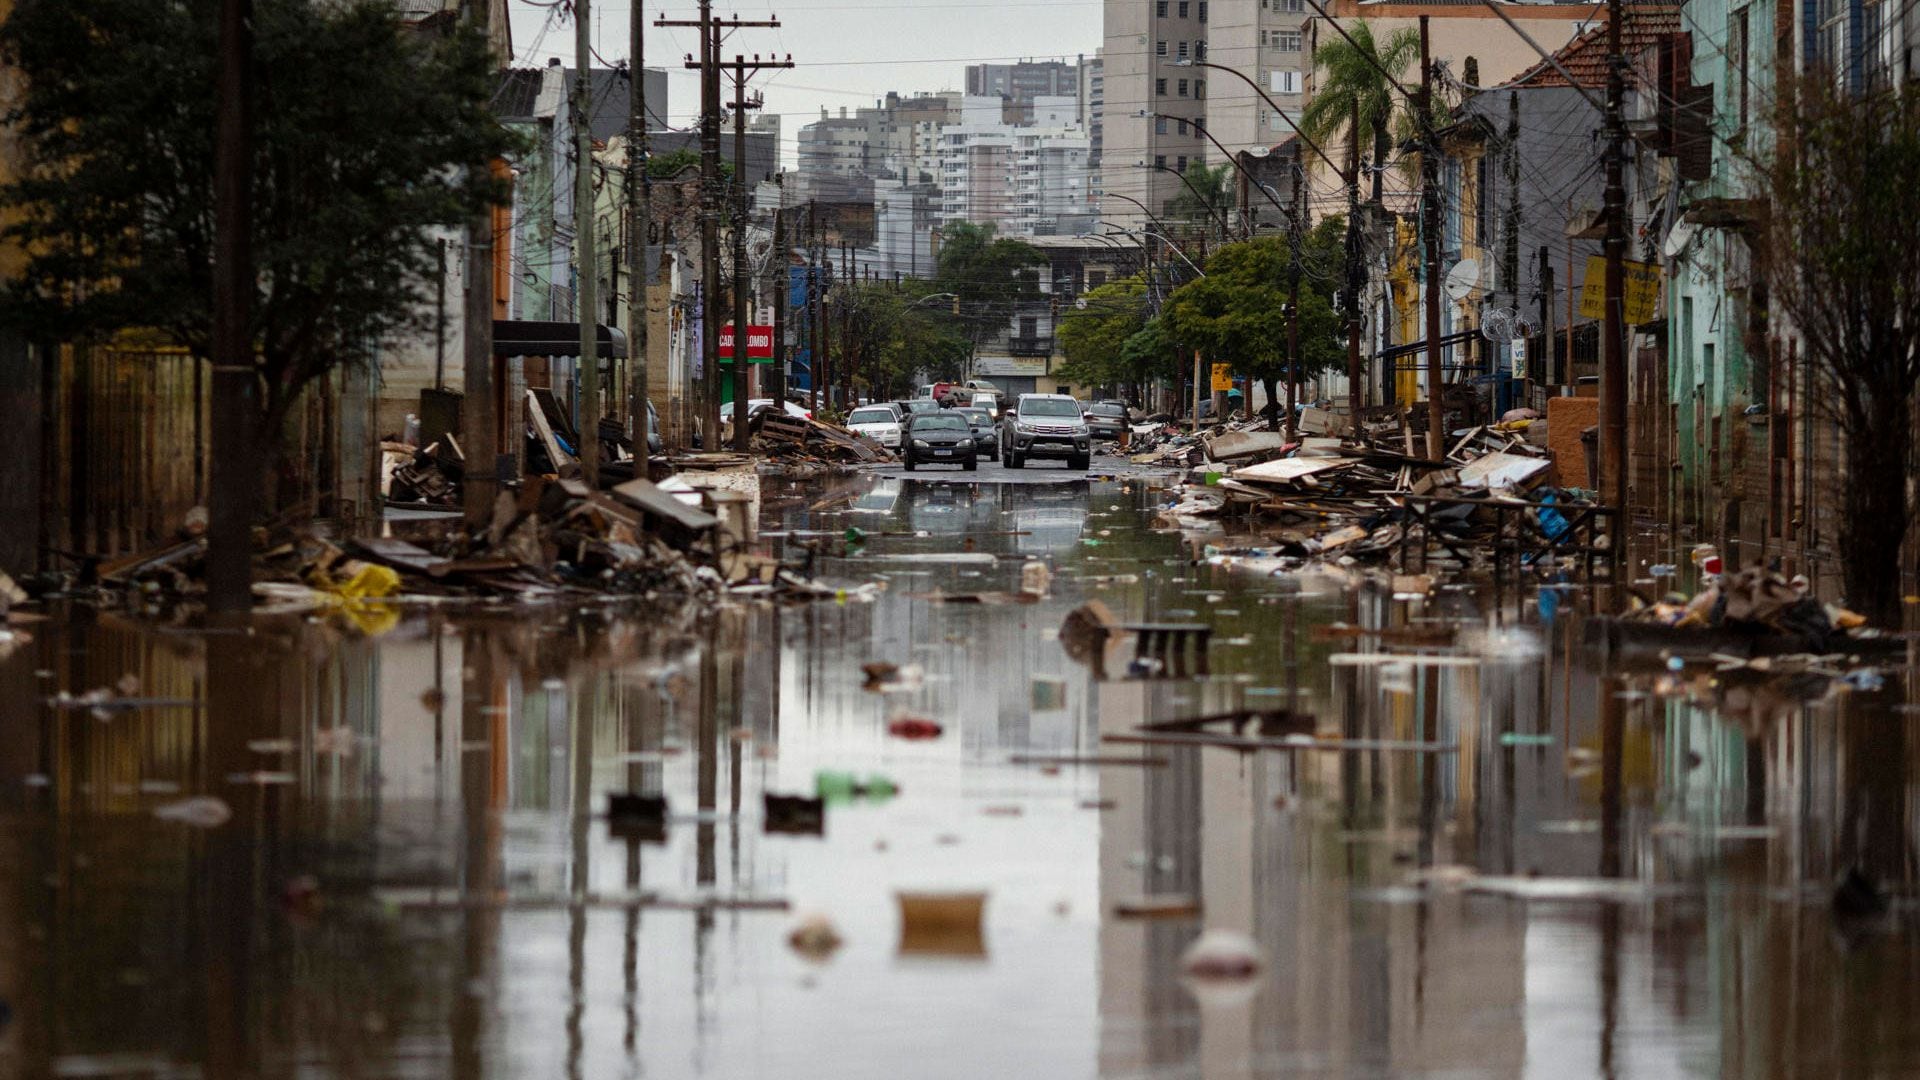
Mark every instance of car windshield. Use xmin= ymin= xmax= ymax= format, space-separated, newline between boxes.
xmin=1019 ymin=398 xmax=1081 ymax=418
xmin=902 ymin=400 xmax=938 ymax=413
xmin=847 ymin=408 xmax=894 ymax=424
xmin=1092 ymin=403 xmax=1127 ymax=417
xmin=912 ymin=414 xmax=967 ymax=432
xmin=957 ymin=409 xmax=990 ymax=424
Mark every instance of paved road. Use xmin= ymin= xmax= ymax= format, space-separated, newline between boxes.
xmin=868 ymin=449 xmax=1171 ymax=485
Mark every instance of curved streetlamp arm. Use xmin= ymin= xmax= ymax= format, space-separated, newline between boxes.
xmin=1105 ymin=224 xmax=1205 ymax=279
xmin=1098 ymin=190 xmax=1176 ymax=238
xmin=1173 ymin=59 xmax=1344 ymax=180
xmin=1145 ymin=111 xmax=1296 ymax=225
xmin=1138 ymin=162 xmax=1235 ymax=236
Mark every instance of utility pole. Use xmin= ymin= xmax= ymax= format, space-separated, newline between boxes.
xmin=771 ymin=203 xmax=787 ymax=405
xmin=1601 ymin=0 xmax=1629 ymax=544
xmin=661 ymin=11 xmax=780 ymax=450
xmin=1420 ymin=15 xmax=1445 ymax=460
xmin=725 ymin=53 xmax=791 ymax=452
xmin=807 ymin=200 xmax=819 ymax=412
xmin=627 ymin=0 xmax=652 ymax=475
xmin=1286 ymin=160 xmax=1303 ymax=442
xmin=1539 ymin=246 xmax=1554 ymax=388
xmin=574 ymin=0 xmax=599 ymax=485
xmin=208 ymin=0 xmax=253 ymax=612
xmin=1344 ymin=97 xmax=1364 ymax=441
xmin=462 ymin=0 xmax=497 ymax=526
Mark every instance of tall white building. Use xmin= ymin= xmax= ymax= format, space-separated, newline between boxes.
xmin=939 ymin=95 xmax=1093 ymax=237
xmin=1206 ymin=0 xmax=1310 ymax=154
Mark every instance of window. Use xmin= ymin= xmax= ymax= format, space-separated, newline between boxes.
xmin=1177 ymin=40 xmax=1189 ymax=59
xmin=1177 ymin=0 xmax=1188 ymax=15
xmin=1155 ymin=154 xmax=1167 ymax=168
xmin=1281 ymin=0 xmax=1304 ymax=10
xmin=1177 ymin=78 xmax=1188 ymax=96
xmin=1176 ymin=118 xmax=1188 ymax=134
xmin=1199 ymin=1 xmax=1208 ymax=20
xmin=1196 ymin=78 xmax=1205 ymax=98
xmin=1155 ymin=0 xmax=1167 ymax=14
xmin=1273 ymin=30 xmax=1302 ymax=51
xmin=1156 ymin=77 xmax=1167 ymax=96
xmin=1156 ymin=40 xmax=1168 ymax=56
xmin=1193 ymin=115 xmax=1205 ymax=133
xmin=1269 ymin=69 xmax=1300 ymax=94
xmin=1154 ymin=116 xmax=1168 ymax=134
xmin=1176 ymin=155 xmax=1188 ymax=170
xmin=1089 ymin=270 xmax=1109 ymax=287
xmin=1196 ymin=41 xmax=1207 ymax=59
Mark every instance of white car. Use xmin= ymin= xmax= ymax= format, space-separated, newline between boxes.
xmin=747 ymin=398 xmax=813 ymax=421
xmin=845 ymin=404 xmax=904 ymax=448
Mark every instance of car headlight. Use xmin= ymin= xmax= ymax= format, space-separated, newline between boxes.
xmin=911 ymin=439 xmax=930 ymax=449
xmin=957 ymin=438 xmax=973 ymax=448
xmin=1014 ymin=422 xmax=1036 ymax=434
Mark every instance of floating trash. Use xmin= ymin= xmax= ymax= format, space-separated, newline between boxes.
xmin=153 ymin=796 xmax=232 ymax=828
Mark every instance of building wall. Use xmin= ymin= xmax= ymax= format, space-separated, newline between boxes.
xmin=1209 ymin=0 xmax=1311 ymax=155
xmin=1102 ymin=0 xmax=1210 ymax=226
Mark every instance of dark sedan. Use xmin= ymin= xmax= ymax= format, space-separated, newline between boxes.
xmin=956 ymin=407 xmax=999 ymax=460
xmin=1085 ymin=400 xmax=1129 ymax=441
xmin=903 ymin=411 xmax=979 ymax=471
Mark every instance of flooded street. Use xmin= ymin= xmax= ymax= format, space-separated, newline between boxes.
xmin=4 ymin=472 xmax=1917 ymax=1079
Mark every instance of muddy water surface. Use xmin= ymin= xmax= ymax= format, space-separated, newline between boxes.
xmin=2 ymin=473 xmax=1916 ymax=1079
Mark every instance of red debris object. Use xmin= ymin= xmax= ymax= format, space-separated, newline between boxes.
xmin=887 ymin=716 xmax=944 ymax=740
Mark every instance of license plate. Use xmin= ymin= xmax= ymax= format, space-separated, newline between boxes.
xmin=933 ymin=449 xmax=952 ymax=456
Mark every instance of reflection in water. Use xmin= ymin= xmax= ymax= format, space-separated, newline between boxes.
xmin=0 ymin=475 xmax=1914 ymax=1078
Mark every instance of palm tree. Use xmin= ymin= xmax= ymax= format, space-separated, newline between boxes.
xmin=1164 ymin=161 xmax=1236 ymax=236
xmin=1299 ymin=20 xmax=1421 ymax=203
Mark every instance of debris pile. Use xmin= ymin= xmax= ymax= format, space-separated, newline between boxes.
xmin=1152 ymin=412 xmax=1601 ymax=580
xmin=1597 ymin=563 xmax=1893 ymax=660
xmin=746 ymin=411 xmax=893 ymax=477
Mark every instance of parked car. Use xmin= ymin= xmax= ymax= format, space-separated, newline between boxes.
xmin=903 ymin=411 xmax=979 ymax=471
xmin=844 ymin=404 xmax=904 ymax=449
xmin=897 ymin=398 xmax=942 ymax=417
xmin=747 ymin=398 xmax=812 ymax=420
xmin=1002 ymin=393 xmax=1091 ymax=470
xmin=1084 ymin=400 xmax=1129 ymax=441
xmin=968 ymin=392 xmax=1002 ymax=419
xmin=955 ymin=406 xmax=999 ymax=460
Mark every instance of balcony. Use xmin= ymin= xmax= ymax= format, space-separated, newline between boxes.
xmin=1007 ymin=335 xmax=1054 ymax=356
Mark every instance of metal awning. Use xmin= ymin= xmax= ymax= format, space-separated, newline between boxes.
xmin=492 ymin=320 xmax=628 ymax=359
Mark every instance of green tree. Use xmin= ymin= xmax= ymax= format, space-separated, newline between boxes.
xmin=1299 ymin=20 xmax=1421 ymax=202
xmin=846 ymin=279 xmax=971 ymax=398
xmin=647 ymin=146 xmax=731 ymax=181
xmin=934 ymin=221 xmax=1045 ymax=362
xmin=1160 ymin=236 xmax=1343 ymax=427
xmin=0 ymin=0 xmax=515 ymax=497
xmin=1164 ymin=161 xmax=1236 ymax=235
xmin=1056 ymin=274 xmax=1180 ymax=397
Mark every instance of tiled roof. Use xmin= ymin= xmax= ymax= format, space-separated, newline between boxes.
xmin=1506 ymin=5 xmax=1681 ymax=89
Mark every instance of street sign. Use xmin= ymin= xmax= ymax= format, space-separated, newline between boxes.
xmin=1579 ymin=256 xmax=1660 ymax=324
xmin=1510 ymin=338 xmax=1526 ymax=378
xmin=1210 ymin=362 xmax=1233 ymax=392
xmin=719 ymin=323 xmax=775 ymax=363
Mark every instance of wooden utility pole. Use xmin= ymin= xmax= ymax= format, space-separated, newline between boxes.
xmin=1601 ymin=0 xmax=1629 ymax=537
xmin=771 ymin=203 xmax=788 ymax=405
xmin=724 ymin=53 xmax=790 ymax=451
xmin=574 ymin=0 xmax=600 ymax=484
xmin=1344 ymin=96 xmax=1363 ymax=440
xmin=1539 ymin=245 xmax=1555 ymax=387
xmin=462 ymin=0 xmax=498 ymax=526
xmin=1420 ymin=15 xmax=1445 ymax=460
xmin=807 ymin=200 xmax=819 ymax=412
xmin=1286 ymin=160 xmax=1303 ymax=442
xmin=627 ymin=0 xmax=652 ymax=473
xmin=208 ymin=0 xmax=253 ymax=612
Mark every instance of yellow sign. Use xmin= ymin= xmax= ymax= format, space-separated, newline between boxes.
xmin=1579 ymin=256 xmax=1661 ymax=323
xmin=1210 ymin=362 xmax=1234 ymax=392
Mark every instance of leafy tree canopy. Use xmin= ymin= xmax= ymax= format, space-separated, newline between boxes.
xmin=1057 ymin=274 xmax=1177 ymax=389
xmin=1160 ymin=236 xmax=1343 ymax=388
xmin=934 ymin=221 xmax=1045 ymax=352
xmin=844 ymin=278 xmax=972 ymax=397
xmin=647 ymin=146 xmax=732 ymax=181
xmin=1164 ymin=161 xmax=1236 ymax=231
xmin=0 ymin=0 xmax=518 ymax=441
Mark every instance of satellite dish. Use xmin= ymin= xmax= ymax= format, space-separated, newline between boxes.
xmin=1662 ymin=220 xmax=1695 ymax=259
xmin=1444 ymin=258 xmax=1482 ymax=301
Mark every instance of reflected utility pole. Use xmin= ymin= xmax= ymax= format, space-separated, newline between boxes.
xmin=207 ymin=0 xmax=253 ymax=612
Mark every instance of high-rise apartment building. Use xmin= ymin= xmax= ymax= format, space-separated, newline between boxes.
xmin=1100 ymin=0 xmax=1209 ymax=227
xmin=939 ymin=95 xmax=1093 ymax=236
xmin=965 ymin=59 xmax=1079 ymax=122
xmin=1206 ymin=0 xmax=1310 ymax=155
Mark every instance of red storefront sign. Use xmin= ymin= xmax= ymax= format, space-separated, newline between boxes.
xmin=719 ymin=324 xmax=775 ymax=361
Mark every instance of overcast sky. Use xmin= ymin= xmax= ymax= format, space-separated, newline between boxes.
xmin=507 ymin=0 xmax=1102 ymax=160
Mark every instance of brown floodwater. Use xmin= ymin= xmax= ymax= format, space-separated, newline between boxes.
xmin=1 ymin=472 xmax=1915 ymax=1079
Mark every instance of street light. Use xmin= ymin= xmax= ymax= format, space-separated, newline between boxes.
xmin=1129 ymin=160 xmax=1234 ymax=238
xmin=1137 ymin=110 xmax=1297 ymax=234
xmin=1099 ymin=221 xmax=1206 ymax=279
xmin=1168 ymin=58 xmax=1344 ymax=180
